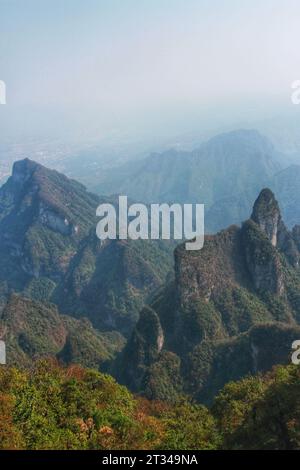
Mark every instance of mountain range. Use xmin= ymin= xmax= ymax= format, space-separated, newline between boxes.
xmin=116 ymin=188 xmax=300 ymax=403
xmin=1 ymin=151 xmax=300 ymax=409
xmin=91 ymin=129 xmax=300 ymax=232
xmin=0 ymin=159 xmax=174 ymax=366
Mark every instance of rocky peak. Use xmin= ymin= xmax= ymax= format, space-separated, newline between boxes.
xmin=173 ymin=188 xmax=300 ymax=306
xmin=116 ymin=306 xmax=164 ymax=391
xmin=243 ymin=190 xmax=292 ymax=294
xmin=10 ymin=158 xmax=39 ymax=192
xmin=134 ymin=306 xmax=164 ymax=355
xmin=251 ymin=188 xmax=283 ymax=247
xmin=1 ymin=159 xmax=99 ymax=239
xmin=116 ymin=186 xmax=300 ymax=402
xmin=251 ymin=188 xmax=300 ymax=268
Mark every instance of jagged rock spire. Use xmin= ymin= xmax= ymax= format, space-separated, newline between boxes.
xmin=251 ymin=188 xmax=282 ymax=247
xmin=11 ymin=158 xmax=39 ymax=186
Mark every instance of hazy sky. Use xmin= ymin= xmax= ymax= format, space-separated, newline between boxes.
xmin=1 ymin=0 xmax=300 ymax=144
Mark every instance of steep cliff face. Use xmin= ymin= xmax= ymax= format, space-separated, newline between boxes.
xmin=173 ymin=190 xmax=295 ymax=311
xmin=175 ymin=225 xmax=247 ymax=306
xmin=38 ymin=202 xmax=79 ymax=236
xmin=119 ymin=189 xmax=300 ymax=403
xmin=250 ymin=188 xmax=300 ymax=268
xmin=242 ymin=219 xmax=285 ymax=295
xmin=251 ymin=188 xmax=283 ymax=246
xmin=0 ymin=159 xmax=95 ymax=280
xmin=116 ymin=306 xmax=164 ymax=391
xmin=0 ymin=159 xmax=97 ymax=235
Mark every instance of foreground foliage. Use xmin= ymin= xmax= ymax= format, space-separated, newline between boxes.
xmin=1 ymin=359 xmax=300 ymax=450
xmin=0 ymin=359 xmax=218 ymax=450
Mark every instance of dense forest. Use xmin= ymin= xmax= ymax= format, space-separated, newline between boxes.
xmin=0 ymin=359 xmax=300 ymax=450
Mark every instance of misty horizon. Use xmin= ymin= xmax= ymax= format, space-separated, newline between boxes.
xmin=0 ymin=0 xmax=300 ymax=153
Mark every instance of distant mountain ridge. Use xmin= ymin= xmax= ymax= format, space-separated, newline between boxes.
xmin=93 ymin=130 xmax=284 ymax=232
